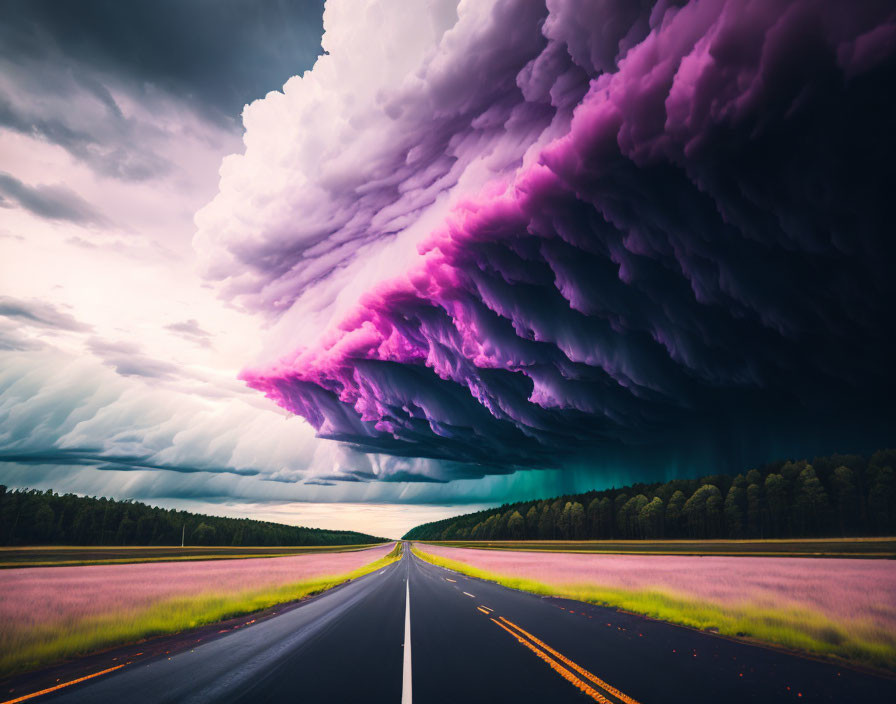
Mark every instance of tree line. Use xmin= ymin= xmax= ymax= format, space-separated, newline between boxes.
xmin=0 ymin=487 xmax=385 ymax=546
xmin=403 ymin=449 xmax=896 ymax=541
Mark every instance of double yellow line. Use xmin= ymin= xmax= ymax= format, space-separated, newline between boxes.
xmin=489 ymin=615 xmax=640 ymax=704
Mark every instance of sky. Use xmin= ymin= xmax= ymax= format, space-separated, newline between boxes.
xmin=1 ymin=0 xmax=894 ymax=539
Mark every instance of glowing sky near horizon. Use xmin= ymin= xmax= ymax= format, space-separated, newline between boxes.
xmin=1 ymin=0 xmax=895 ymax=537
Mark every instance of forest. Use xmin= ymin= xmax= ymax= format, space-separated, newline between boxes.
xmin=404 ymin=450 xmax=896 ymax=541
xmin=0 ymin=487 xmax=385 ymax=546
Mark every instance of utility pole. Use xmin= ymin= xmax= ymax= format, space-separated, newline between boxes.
xmin=181 ymin=523 xmax=185 ymax=548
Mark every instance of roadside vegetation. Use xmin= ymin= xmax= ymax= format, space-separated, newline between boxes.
xmin=412 ymin=544 xmax=896 ymax=671
xmin=0 ymin=543 xmax=401 ymax=677
xmin=0 ymin=485 xmax=385 ymax=547
xmin=405 ymin=449 xmax=896 ymax=542
xmin=0 ymin=544 xmax=385 ymax=569
xmin=423 ymin=537 xmax=896 ymax=558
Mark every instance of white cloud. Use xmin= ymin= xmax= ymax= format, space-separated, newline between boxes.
xmin=194 ymin=0 xmax=577 ymax=361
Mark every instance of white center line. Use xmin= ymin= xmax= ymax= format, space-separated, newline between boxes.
xmin=402 ymin=579 xmax=412 ymax=704
xmin=462 ymin=591 xmax=475 ymax=598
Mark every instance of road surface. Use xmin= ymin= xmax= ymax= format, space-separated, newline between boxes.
xmin=34 ymin=544 xmax=895 ymax=703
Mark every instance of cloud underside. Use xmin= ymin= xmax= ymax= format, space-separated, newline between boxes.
xmin=194 ymin=0 xmax=896 ymax=479
xmin=0 ymin=348 xmax=517 ymax=498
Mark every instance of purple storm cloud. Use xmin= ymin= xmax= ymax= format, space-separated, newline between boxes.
xmin=199 ymin=0 xmax=896 ymax=478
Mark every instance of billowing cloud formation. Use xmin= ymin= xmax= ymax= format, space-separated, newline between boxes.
xmin=201 ymin=0 xmax=896 ymax=481
xmin=196 ymin=0 xmax=599 ymax=321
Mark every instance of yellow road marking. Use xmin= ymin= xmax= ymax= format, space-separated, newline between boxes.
xmin=0 ymin=664 xmax=127 ymax=704
xmin=499 ymin=617 xmax=641 ymax=704
xmin=477 ymin=606 xmax=490 ymax=615
xmin=490 ymin=618 xmax=613 ymax=703
xmin=480 ymin=605 xmax=493 ymax=613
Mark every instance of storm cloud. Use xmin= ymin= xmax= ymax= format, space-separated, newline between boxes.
xmin=199 ymin=0 xmax=896 ymax=481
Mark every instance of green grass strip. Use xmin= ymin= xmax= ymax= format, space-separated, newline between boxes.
xmin=412 ymin=545 xmax=895 ymax=672
xmin=0 ymin=544 xmax=385 ymax=569
xmin=424 ymin=538 xmax=896 ymax=558
xmin=1 ymin=543 xmax=402 ymax=677
xmin=0 ymin=552 xmax=363 ymax=569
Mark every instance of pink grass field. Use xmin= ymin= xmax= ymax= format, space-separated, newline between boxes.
xmin=0 ymin=543 xmax=394 ymax=634
xmin=420 ymin=544 xmax=896 ymax=631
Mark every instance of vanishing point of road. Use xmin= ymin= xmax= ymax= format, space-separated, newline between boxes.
xmin=26 ymin=544 xmax=896 ymax=703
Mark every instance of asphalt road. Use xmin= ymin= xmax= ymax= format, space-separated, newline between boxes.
xmin=40 ymin=545 xmax=896 ymax=703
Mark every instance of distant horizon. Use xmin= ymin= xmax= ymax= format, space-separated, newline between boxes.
xmin=5 ymin=445 xmax=893 ymax=541
xmin=0 ymin=481 xmax=489 ymax=541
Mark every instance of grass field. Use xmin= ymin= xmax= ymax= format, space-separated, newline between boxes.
xmin=413 ymin=543 xmax=896 ymax=671
xmin=0 ymin=543 xmax=387 ymax=568
xmin=0 ymin=543 xmax=401 ymax=677
xmin=421 ymin=537 xmax=896 ymax=558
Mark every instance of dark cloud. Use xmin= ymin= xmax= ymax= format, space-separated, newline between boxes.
xmin=0 ymin=0 xmax=325 ymax=120
xmin=378 ymin=471 xmax=448 ymax=484
xmin=0 ymin=1 xmax=323 ymax=187
xmin=0 ymin=94 xmax=171 ymax=183
xmin=239 ymin=0 xmax=896 ymax=479
xmin=0 ymin=296 xmax=93 ymax=332
xmin=165 ymin=319 xmax=213 ymax=347
xmin=0 ymin=448 xmax=259 ymax=477
xmin=87 ymin=337 xmax=179 ymax=379
xmin=0 ymin=172 xmax=109 ymax=225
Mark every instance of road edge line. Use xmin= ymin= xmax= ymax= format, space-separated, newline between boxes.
xmin=0 ymin=664 xmax=127 ymax=704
